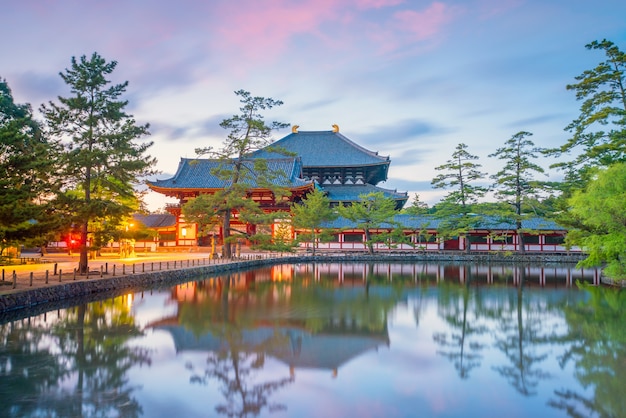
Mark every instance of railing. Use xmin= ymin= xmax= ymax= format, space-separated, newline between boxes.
xmin=0 ymin=253 xmax=285 ymax=292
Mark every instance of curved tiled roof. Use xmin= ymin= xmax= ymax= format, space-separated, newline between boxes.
xmin=323 ymin=214 xmax=566 ymax=231
xmin=253 ymin=130 xmax=390 ymax=167
xmin=149 ymin=157 xmax=312 ymax=189
xmin=322 ymin=184 xmax=408 ymax=205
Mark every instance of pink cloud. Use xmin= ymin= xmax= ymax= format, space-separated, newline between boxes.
xmin=209 ymin=0 xmax=459 ymax=68
xmin=213 ymin=0 xmax=342 ymax=60
xmin=353 ymin=0 xmax=406 ymax=9
xmin=393 ymin=2 xmax=455 ymax=41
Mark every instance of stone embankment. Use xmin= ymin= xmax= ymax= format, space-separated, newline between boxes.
xmin=0 ymin=257 xmax=276 ymax=315
xmin=1 ymin=251 xmax=620 ymax=320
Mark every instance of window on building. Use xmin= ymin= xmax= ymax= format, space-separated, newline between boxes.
xmin=160 ymin=232 xmax=176 ymax=241
xmin=343 ymin=233 xmax=363 ymax=242
xmin=492 ymin=234 xmax=514 ymax=245
xmin=544 ymin=235 xmax=565 ymax=245
xmin=415 ymin=233 xmax=437 ymax=243
xmin=523 ymin=235 xmax=540 ymax=244
xmin=467 ymin=234 xmax=489 ymax=244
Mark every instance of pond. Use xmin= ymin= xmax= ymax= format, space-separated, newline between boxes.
xmin=1 ymin=262 xmax=624 ymax=418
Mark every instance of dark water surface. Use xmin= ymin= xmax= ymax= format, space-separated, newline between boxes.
xmin=1 ymin=263 xmax=624 ymax=418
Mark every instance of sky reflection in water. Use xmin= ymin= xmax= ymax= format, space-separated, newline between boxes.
xmin=1 ymin=263 xmax=623 ymax=418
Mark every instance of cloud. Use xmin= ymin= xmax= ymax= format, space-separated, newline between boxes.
xmin=292 ymin=98 xmax=340 ymax=112
xmin=505 ymin=114 xmax=570 ymax=130
xmin=381 ymin=178 xmax=434 ymax=192
xmin=354 ymin=0 xmax=405 ymax=9
xmin=356 ymin=119 xmax=445 ymax=149
xmin=6 ymin=72 xmax=65 ymax=108
xmin=393 ymin=2 xmax=455 ymax=41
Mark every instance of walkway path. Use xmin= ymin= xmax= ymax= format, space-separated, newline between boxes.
xmin=0 ymin=251 xmax=255 ymax=296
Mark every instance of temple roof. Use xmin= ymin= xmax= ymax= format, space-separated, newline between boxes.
xmin=153 ymin=325 xmax=388 ymax=371
xmin=322 ymin=184 xmax=408 ymax=209
xmin=253 ymin=130 xmax=390 ymax=168
xmin=148 ymin=157 xmax=313 ymax=190
xmin=132 ymin=213 xmax=176 ymax=228
xmin=323 ymin=214 xmax=567 ymax=231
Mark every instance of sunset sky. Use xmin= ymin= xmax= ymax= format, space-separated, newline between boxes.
xmin=3 ymin=0 xmax=625 ymax=210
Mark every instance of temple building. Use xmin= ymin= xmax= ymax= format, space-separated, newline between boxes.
xmin=147 ymin=125 xmax=407 ymax=246
xmin=253 ymin=125 xmax=408 ymax=209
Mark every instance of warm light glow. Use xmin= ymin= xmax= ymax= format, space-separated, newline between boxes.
xmin=126 ymin=293 xmax=134 ymax=309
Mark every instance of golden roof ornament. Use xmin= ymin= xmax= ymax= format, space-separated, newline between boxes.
xmin=291 ymin=125 xmax=299 ymax=133
xmin=332 ymin=124 xmax=339 ymax=133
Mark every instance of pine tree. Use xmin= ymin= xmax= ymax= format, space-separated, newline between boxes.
xmin=546 ymin=39 xmax=626 ymax=190
xmin=291 ymin=188 xmax=337 ymax=255
xmin=489 ymin=131 xmax=546 ymax=253
xmin=338 ymin=192 xmax=400 ymax=255
xmin=184 ymin=90 xmax=289 ymax=258
xmin=431 ymin=143 xmax=487 ymax=251
xmin=41 ymin=53 xmax=156 ymax=274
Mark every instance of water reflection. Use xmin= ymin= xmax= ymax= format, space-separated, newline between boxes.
xmin=0 ymin=262 xmax=621 ymax=418
xmin=0 ymin=295 xmax=149 ymax=418
xmin=549 ymin=284 xmax=626 ymax=417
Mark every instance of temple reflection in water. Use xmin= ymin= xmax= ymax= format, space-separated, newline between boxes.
xmin=150 ymin=262 xmax=598 ymax=378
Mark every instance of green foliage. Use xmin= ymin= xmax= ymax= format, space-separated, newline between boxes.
xmin=402 ymin=193 xmax=430 ymax=215
xmin=337 ymin=192 xmax=400 ymax=254
xmin=488 ymin=131 xmax=547 ymax=252
xmin=256 ymin=219 xmax=298 ymax=253
xmin=555 ymin=284 xmax=626 ymax=416
xmin=291 ymin=188 xmax=337 ymax=254
xmin=432 ymin=143 xmax=488 ymax=209
xmin=41 ymin=53 xmax=156 ymax=272
xmin=184 ymin=90 xmax=290 ymax=258
xmin=0 ymin=79 xmax=61 ymax=253
xmin=431 ymin=143 xmax=487 ymax=246
xmin=566 ymin=163 xmax=626 ymax=279
xmin=545 ymin=39 xmax=626 ymax=190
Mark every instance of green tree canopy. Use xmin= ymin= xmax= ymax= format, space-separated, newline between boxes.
xmin=0 ymin=78 xmax=60 ymax=255
xmin=566 ymin=163 xmax=626 ymax=279
xmin=291 ymin=187 xmax=337 ymax=255
xmin=337 ymin=191 xmax=401 ymax=255
xmin=41 ymin=53 xmax=156 ymax=273
xmin=402 ymin=193 xmax=430 ymax=215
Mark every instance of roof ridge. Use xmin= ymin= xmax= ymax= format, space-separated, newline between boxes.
xmin=333 ymin=132 xmax=389 ymax=160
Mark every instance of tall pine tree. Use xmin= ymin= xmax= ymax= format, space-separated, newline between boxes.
xmin=431 ymin=143 xmax=487 ymax=251
xmin=183 ymin=90 xmax=289 ymax=258
xmin=489 ymin=131 xmax=546 ymax=253
xmin=546 ymin=39 xmax=626 ymax=190
xmin=41 ymin=53 xmax=156 ymax=274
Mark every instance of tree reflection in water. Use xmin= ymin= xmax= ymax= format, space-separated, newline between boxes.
xmin=182 ymin=276 xmax=294 ymax=417
xmin=167 ymin=268 xmax=402 ymax=417
xmin=0 ymin=295 xmax=150 ymax=418
xmin=1 ymin=262 xmax=615 ymax=418
xmin=433 ymin=266 xmax=488 ymax=379
xmin=490 ymin=273 xmax=552 ymax=396
xmin=549 ymin=284 xmax=626 ymax=418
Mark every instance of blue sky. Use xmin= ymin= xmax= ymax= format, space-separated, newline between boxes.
xmin=3 ymin=0 xmax=625 ymax=211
